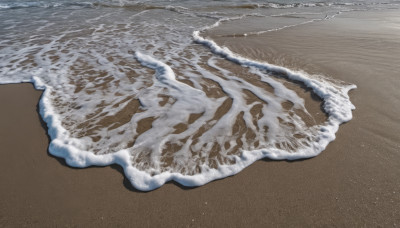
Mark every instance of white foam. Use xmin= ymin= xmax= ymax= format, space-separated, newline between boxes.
xmin=193 ymin=22 xmax=356 ymax=159
xmin=0 ymin=2 xmax=358 ymax=191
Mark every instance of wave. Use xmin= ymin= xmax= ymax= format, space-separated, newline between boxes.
xmin=1 ymin=0 xmax=396 ymax=10
xmin=0 ymin=1 xmax=95 ymax=9
xmin=25 ymin=20 xmax=354 ymax=191
xmin=0 ymin=2 xmax=358 ymax=191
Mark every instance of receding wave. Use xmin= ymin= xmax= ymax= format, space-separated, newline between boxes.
xmin=0 ymin=0 xmax=370 ymax=190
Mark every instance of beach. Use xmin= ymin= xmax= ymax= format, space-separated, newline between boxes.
xmin=1 ymin=7 xmax=400 ymax=228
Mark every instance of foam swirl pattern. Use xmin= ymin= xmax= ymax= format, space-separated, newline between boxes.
xmin=0 ymin=0 xmax=375 ymax=190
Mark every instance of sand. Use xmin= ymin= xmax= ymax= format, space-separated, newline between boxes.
xmin=1 ymin=9 xmax=399 ymax=227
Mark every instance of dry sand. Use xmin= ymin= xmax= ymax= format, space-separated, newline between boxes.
xmin=1 ymin=9 xmax=400 ymax=227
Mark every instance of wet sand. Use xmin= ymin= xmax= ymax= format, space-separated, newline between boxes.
xmin=1 ymin=9 xmax=400 ymax=227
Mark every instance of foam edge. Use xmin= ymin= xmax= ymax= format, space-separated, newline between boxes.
xmin=4 ymin=21 xmax=356 ymax=191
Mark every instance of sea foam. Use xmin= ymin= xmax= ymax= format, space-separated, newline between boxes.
xmin=36 ymin=25 xmax=354 ymax=190
xmin=0 ymin=0 xmax=360 ymax=191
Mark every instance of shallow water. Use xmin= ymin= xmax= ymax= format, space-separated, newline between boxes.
xmin=1 ymin=0 xmax=397 ymax=190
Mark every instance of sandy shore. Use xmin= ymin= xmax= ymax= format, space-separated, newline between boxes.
xmin=1 ymin=9 xmax=400 ymax=227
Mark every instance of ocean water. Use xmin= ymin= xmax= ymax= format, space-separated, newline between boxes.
xmin=0 ymin=0 xmax=398 ymax=190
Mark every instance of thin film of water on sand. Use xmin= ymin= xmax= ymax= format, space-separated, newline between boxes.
xmin=0 ymin=2 xmax=359 ymax=189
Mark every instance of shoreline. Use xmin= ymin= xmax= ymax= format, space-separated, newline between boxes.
xmin=1 ymin=8 xmax=399 ymax=227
